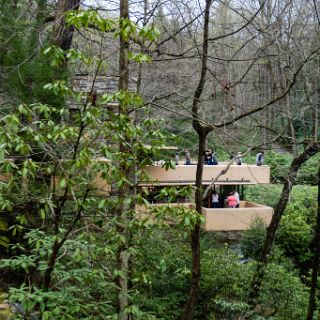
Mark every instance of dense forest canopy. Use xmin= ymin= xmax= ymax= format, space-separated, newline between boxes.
xmin=0 ymin=0 xmax=319 ymax=319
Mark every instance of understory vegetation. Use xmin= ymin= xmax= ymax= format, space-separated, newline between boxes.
xmin=0 ymin=183 xmax=318 ymax=319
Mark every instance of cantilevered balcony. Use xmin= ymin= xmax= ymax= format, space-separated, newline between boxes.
xmin=202 ymin=201 xmax=273 ymax=231
xmin=140 ymin=164 xmax=270 ymax=186
xmin=136 ymin=201 xmax=273 ymax=231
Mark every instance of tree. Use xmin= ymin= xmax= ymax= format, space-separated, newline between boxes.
xmin=306 ymin=165 xmax=320 ymax=320
xmin=51 ymin=0 xmax=81 ymax=50
xmin=0 ymin=7 xmax=165 ymax=319
xmin=116 ymin=0 xmax=130 ymax=318
xmin=181 ymin=1 xmax=212 ymax=319
xmin=249 ymin=142 xmax=320 ymax=305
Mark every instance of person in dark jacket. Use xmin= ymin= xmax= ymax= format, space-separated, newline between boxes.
xmin=185 ymin=150 xmax=191 ymax=165
xmin=256 ymin=151 xmax=264 ymax=166
xmin=204 ymin=150 xmax=213 ymax=165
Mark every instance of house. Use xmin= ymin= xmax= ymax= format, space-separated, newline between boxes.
xmin=136 ymin=163 xmax=273 ymax=231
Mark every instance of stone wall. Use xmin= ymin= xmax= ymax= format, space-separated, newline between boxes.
xmin=72 ymin=74 xmax=136 ymax=94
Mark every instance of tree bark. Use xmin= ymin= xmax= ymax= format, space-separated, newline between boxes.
xmin=306 ymin=165 xmax=320 ymax=320
xmin=249 ymin=143 xmax=320 ymax=305
xmin=116 ymin=1 xmax=130 ymax=320
xmin=181 ymin=1 xmax=212 ymax=319
xmin=286 ymin=93 xmax=298 ymax=156
xmin=119 ymin=0 xmax=129 ymax=94
xmin=42 ymin=238 xmax=61 ymax=290
xmin=313 ymin=66 xmax=319 ymax=143
xmin=314 ymin=92 xmax=319 ymax=143
xmin=51 ymin=0 xmax=80 ymax=50
xmin=42 ymin=188 xmax=89 ymax=290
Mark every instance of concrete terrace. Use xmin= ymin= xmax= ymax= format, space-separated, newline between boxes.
xmin=140 ymin=163 xmax=270 ymax=186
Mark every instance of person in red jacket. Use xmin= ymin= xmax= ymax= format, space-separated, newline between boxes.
xmin=227 ymin=191 xmax=237 ymax=208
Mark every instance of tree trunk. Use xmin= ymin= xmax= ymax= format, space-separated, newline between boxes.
xmin=119 ymin=0 xmax=129 ymax=94
xmin=181 ymin=133 xmax=207 ymax=320
xmin=51 ymin=0 xmax=80 ymax=50
xmin=116 ymin=1 xmax=130 ymax=319
xmin=286 ymin=93 xmax=298 ymax=156
xmin=313 ymin=77 xmax=319 ymax=143
xmin=42 ymin=189 xmax=88 ymax=290
xmin=42 ymin=238 xmax=60 ymax=290
xmin=249 ymin=143 xmax=320 ymax=305
xmin=136 ymin=0 xmax=148 ymax=95
xmin=181 ymin=1 xmax=212 ymax=319
xmin=314 ymin=96 xmax=319 ymax=143
xmin=306 ymin=165 xmax=320 ymax=320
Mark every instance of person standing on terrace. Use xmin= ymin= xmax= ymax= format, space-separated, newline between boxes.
xmin=234 ymin=190 xmax=240 ymax=208
xmin=227 ymin=191 xmax=237 ymax=208
xmin=174 ymin=153 xmax=179 ymax=165
xmin=185 ymin=150 xmax=191 ymax=165
xmin=211 ymin=190 xmax=220 ymax=208
xmin=256 ymin=151 xmax=264 ymax=166
xmin=204 ymin=150 xmax=211 ymax=164
xmin=212 ymin=152 xmax=218 ymax=165
xmin=236 ymin=152 xmax=242 ymax=165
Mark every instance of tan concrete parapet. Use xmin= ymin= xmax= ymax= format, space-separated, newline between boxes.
xmin=135 ymin=200 xmax=273 ymax=232
xmin=202 ymin=201 xmax=273 ymax=231
xmin=140 ymin=164 xmax=270 ymax=186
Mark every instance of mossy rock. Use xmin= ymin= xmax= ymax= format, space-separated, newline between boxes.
xmin=0 ymin=303 xmax=13 ymax=320
xmin=0 ymin=293 xmax=13 ymax=320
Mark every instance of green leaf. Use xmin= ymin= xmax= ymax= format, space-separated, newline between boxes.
xmin=40 ymin=209 xmax=46 ymax=220
xmin=98 ymin=199 xmax=106 ymax=209
xmin=60 ymin=178 xmax=66 ymax=188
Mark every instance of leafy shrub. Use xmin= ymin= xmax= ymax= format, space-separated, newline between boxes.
xmin=296 ymin=153 xmax=320 ymax=185
xmin=0 ymin=229 xmax=120 ymax=319
xmin=264 ymin=151 xmax=292 ymax=183
xmin=246 ymin=184 xmax=317 ymax=273
xmin=245 ymin=184 xmax=282 ymax=208
xmin=261 ymin=150 xmax=319 ymax=185
xmin=211 ymin=299 xmax=250 ymax=319
xmin=132 ymin=226 xmax=191 ymax=319
xmin=241 ymin=218 xmax=267 ymax=260
xmin=259 ymin=263 xmax=309 ymax=319
xmin=276 ymin=186 xmax=317 ymax=270
xmin=199 ymin=246 xmax=309 ymax=320
xmin=201 ymin=247 xmax=252 ymax=299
